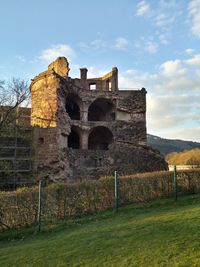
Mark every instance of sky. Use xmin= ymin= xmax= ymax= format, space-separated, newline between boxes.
xmin=0 ymin=0 xmax=199 ymax=142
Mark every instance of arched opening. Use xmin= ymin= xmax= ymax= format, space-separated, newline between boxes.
xmin=68 ymin=127 xmax=80 ymax=149
xmin=88 ymin=98 xmax=115 ymax=121
xmin=88 ymin=126 xmax=113 ymax=150
xmin=65 ymin=94 xmax=80 ymax=120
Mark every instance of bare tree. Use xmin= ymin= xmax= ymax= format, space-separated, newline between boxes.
xmin=0 ymin=78 xmax=30 ymax=130
xmin=0 ymin=78 xmax=31 ymax=189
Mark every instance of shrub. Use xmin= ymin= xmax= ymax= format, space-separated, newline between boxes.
xmin=0 ymin=170 xmax=200 ymax=230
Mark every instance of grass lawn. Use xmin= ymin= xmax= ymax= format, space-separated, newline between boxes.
xmin=1 ymin=195 xmax=200 ymax=267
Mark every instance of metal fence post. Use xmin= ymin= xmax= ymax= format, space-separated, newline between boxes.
xmin=114 ymin=171 xmax=119 ymax=211
xmin=173 ymin=165 xmax=177 ymax=201
xmin=37 ymin=180 xmax=42 ymax=232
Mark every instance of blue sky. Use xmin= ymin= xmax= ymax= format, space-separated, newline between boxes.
xmin=0 ymin=0 xmax=200 ymax=141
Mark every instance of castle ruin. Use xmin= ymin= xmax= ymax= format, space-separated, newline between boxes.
xmin=30 ymin=57 xmax=167 ymax=182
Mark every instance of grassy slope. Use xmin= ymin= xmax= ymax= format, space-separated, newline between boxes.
xmin=1 ymin=195 xmax=200 ymax=267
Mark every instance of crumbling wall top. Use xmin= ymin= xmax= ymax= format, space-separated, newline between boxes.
xmin=48 ymin=57 xmax=70 ymax=78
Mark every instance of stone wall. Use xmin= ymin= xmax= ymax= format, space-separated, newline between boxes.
xmin=68 ymin=144 xmax=168 ymax=180
xmin=74 ymin=67 xmax=118 ymax=91
xmin=30 ymin=59 xmax=71 ymax=182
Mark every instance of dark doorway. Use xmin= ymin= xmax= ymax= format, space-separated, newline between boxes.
xmin=88 ymin=126 xmax=113 ymax=150
xmin=68 ymin=128 xmax=80 ymax=149
xmin=66 ymin=94 xmax=80 ymax=120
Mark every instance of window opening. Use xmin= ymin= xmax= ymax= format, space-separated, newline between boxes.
xmin=89 ymin=83 xmax=96 ymax=90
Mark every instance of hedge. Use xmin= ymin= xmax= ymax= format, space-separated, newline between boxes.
xmin=0 ymin=170 xmax=200 ymax=231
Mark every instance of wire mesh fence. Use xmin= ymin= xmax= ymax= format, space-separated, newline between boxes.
xmin=0 ymin=169 xmax=200 ymax=232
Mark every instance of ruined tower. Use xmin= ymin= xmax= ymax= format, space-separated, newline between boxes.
xmin=30 ymin=57 xmax=167 ymax=182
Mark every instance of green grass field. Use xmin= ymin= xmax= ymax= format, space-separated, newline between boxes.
xmin=1 ymin=195 xmax=200 ymax=267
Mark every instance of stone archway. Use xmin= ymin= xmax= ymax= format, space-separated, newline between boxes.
xmin=88 ymin=126 xmax=113 ymax=150
xmin=88 ymin=98 xmax=115 ymax=121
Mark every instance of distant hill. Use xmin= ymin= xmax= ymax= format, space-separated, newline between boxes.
xmin=147 ymin=134 xmax=200 ymax=155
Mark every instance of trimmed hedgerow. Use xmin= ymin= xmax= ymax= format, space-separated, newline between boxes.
xmin=0 ymin=170 xmax=200 ymax=230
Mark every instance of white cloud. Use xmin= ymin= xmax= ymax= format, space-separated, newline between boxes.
xmin=120 ymin=57 xmax=200 ymax=93
xmin=188 ymin=0 xmax=200 ymax=38
xmin=165 ymin=127 xmax=200 ymax=142
xmin=154 ymin=76 xmax=200 ymax=93
xmin=147 ymin=93 xmax=200 ymax=141
xmin=119 ymin=69 xmax=157 ymax=90
xmin=153 ymin=13 xmax=175 ymax=27
xmin=78 ymin=42 xmax=89 ymax=51
xmin=134 ymin=36 xmax=161 ymax=54
xmin=115 ymin=37 xmax=129 ymax=50
xmin=39 ymin=44 xmax=76 ymax=63
xmin=119 ymin=56 xmax=200 ymax=141
xmin=78 ymin=37 xmax=130 ymax=53
xmin=79 ymin=36 xmax=157 ymax=55
xmin=78 ymin=39 xmax=110 ymax=52
xmin=160 ymin=60 xmax=186 ymax=77
xmin=134 ymin=0 xmax=182 ymax=49
xmin=144 ymin=41 xmax=158 ymax=54
xmin=90 ymin=39 xmax=108 ymax=50
xmin=147 ymin=95 xmax=200 ymax=119
xmin=135 ymin=1 xmax=151 ymax=17
xmin=185 ymin=48 xmax=195 ymax=54
xmin=158 ymin=33 xmax=169 ymax=44
xmin=123 ymin=69 xmax=138 ymax=76
xmin=15 ymin=55 xmax=26 ymax=63
xmin=186 ymin=54 xmax=200 ymax=66
xmin=159 ymin=0 xmax=177 ymax=9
